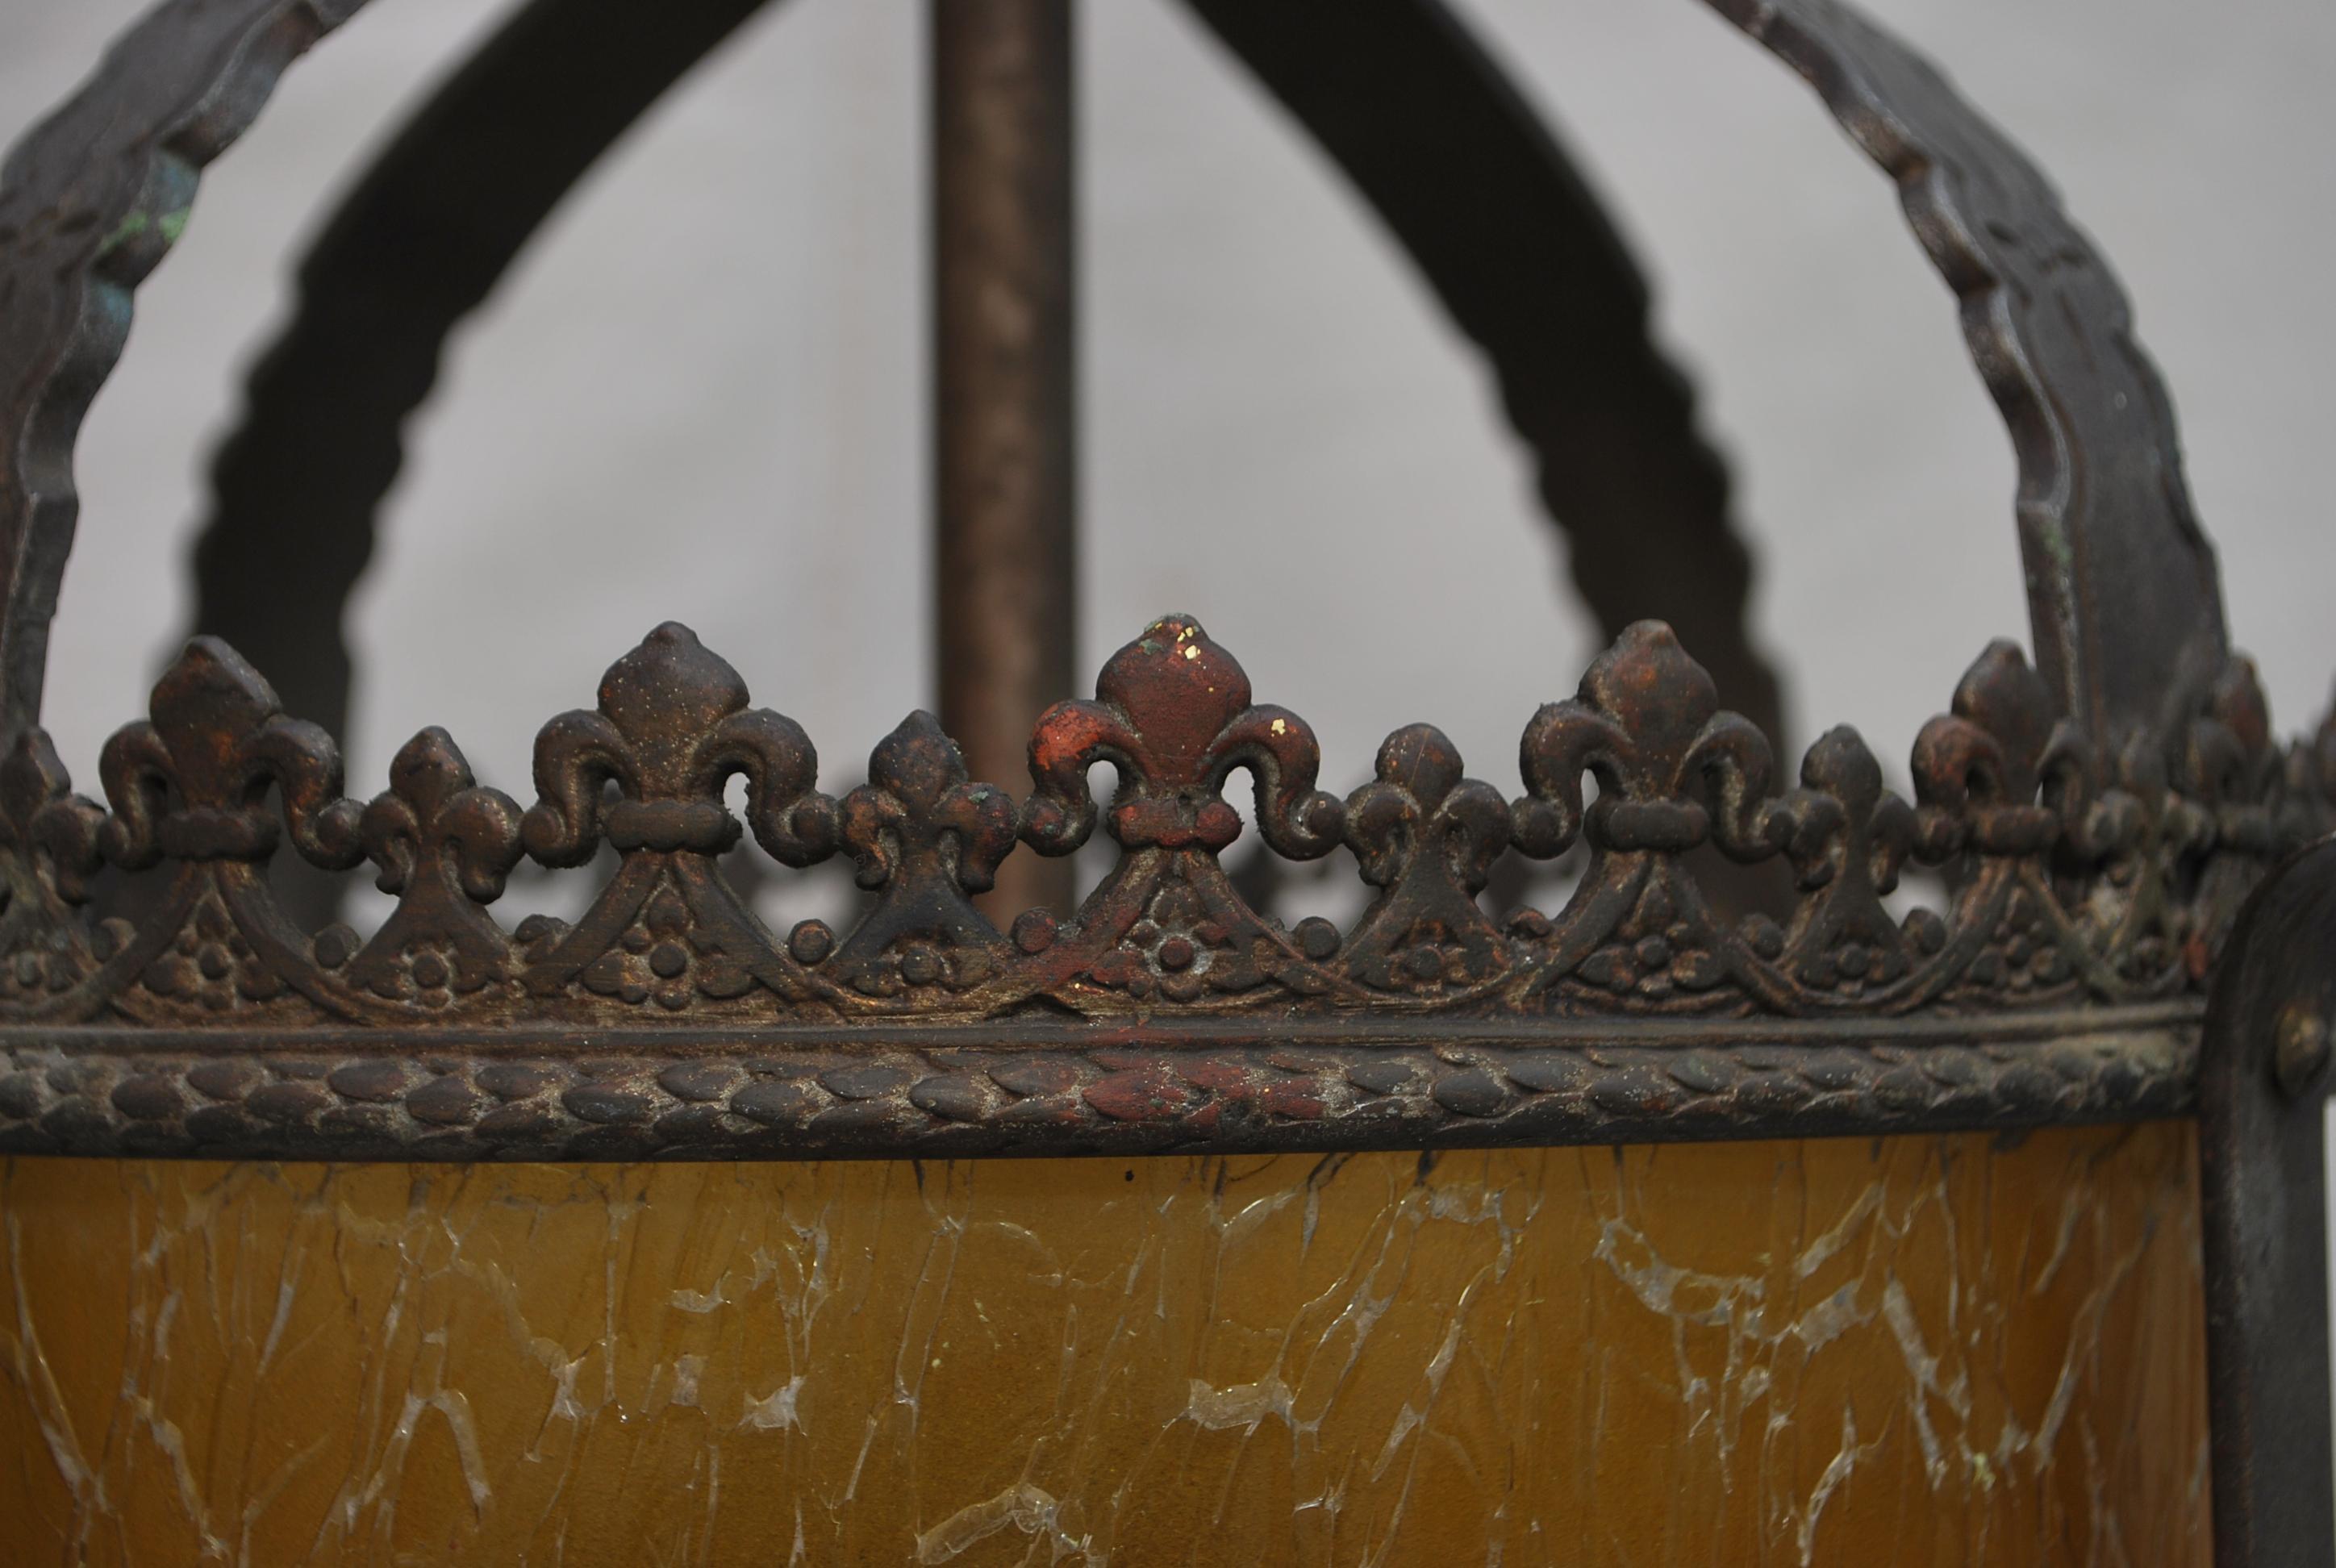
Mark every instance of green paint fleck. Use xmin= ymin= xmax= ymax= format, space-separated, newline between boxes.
xmin=95 ymin=210 xmax=148 ymax=256
xmin=92 ymin=206 xmax=190 ymax=261
xmin=2037 ymin=519 xmax=2074 ymax=575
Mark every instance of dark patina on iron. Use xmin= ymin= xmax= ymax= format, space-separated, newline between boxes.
xmin=1 ymin=0 xmax=2331 ymax=1559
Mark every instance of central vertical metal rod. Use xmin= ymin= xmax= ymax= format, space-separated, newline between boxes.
xmin=932 ymin=0 xmax=1078 ymax=918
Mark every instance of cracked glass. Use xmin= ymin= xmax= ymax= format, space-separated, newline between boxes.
xmin=0 ymin=1125 xmax=2205 ymax=1564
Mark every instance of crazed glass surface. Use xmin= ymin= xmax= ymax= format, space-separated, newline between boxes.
xmin=0 ymin=1125 xmax=2206 ymax=1565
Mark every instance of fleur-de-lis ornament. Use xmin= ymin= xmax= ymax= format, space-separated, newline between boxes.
xmin=1909 ymin=640 xmax=2073 ymax=857
xmin=1339 ymin=724 xmax=1511 ymax=992
xmin=1771 ymin=726 xmax=1926 ymax=1001
xmin=1516 ymin=621 xmax=1777 ymax=863
xmin=518 ymin=624 xmax=837 ymax=1009
xmin=95 ymin=638 xmax=360 ymax=1015
xmin=1908 ymin=640 xmax=2113 ymax=1002
xmin=1022 ymin=616 xmax=1345 ymax=1005
xmin=524 ymin=622 xmax=834 ymax=867
xmin=0 ymin=606 xmax=2305 ymax=1036
xmin=2142 ymin=655 xmax=2285 ymax=980
xmin=1024 ymin=615 xmax=1342 ymax=860
xmin=99 ymin=637 xmax=357 ymax=871
xmin=829 ymin=711 xmax=1018 ymax=997
xmin=2178 ymin=657 xmax=2280 ymax=854
xmin=1512 ymin=622 xmax=1777 ymax=1003
xmin=327 ymin=728 xmax=525 ymax=1006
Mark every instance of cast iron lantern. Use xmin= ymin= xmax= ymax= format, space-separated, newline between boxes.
xmin=0 ymin=1 xmax=2329 ymax=1563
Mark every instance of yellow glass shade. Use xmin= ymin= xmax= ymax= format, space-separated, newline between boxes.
xmin=0 ymin=1124 xmax=2206 ymax=1564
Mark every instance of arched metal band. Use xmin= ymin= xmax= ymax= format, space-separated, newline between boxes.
xmin=0 ymin=0 xmax=373 ymax=749
xmin=1708 ymin=0 xmax=2226 ymax=744
xmin=176 ymin=0 xmax=1786 ymax=768
xmin=0 ymin=0 xmax=2233 ymax=761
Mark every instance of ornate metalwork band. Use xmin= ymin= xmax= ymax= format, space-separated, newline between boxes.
xmin=0 ymin=612 xmax=2322 ymax=1158
xmin=0 ymin=1010 xmax=2197 ymax=1162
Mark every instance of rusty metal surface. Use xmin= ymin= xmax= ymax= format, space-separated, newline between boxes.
xmin=933 ymin=0 xmax=1078 ymax=920
xmin=2200 ymin=836 xmax=2336 ymax=1567
xmin=18 ymin=614 xmax=2331 ymax=1024
xmin=0 ymin=1 xmax=2320 ymax=1170
xmin=0 ymin=610 xmax=2313 ymax=1161
xmin=0 ymin=1008 xmax=2197 ymax=1161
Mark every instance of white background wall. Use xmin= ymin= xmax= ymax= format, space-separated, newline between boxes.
xmin=2 ymin=0 xmax=2331 ymax=1318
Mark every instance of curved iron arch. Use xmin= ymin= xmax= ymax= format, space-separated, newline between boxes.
xmin=173 ymin=0 xmax=1789 ymax=783
xmin=0 ymin=0 xmax=2225 ymax=778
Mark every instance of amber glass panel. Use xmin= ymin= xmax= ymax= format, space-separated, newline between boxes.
xmin=0 ymin=1124 xmax=2205 ymax=1565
